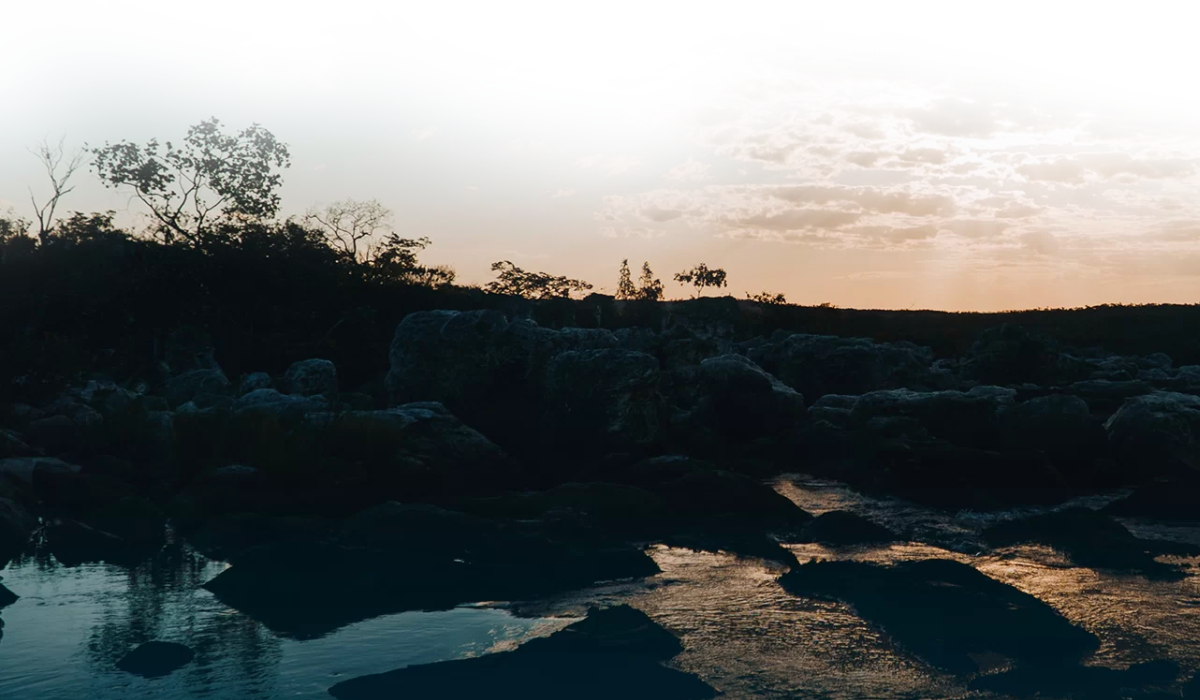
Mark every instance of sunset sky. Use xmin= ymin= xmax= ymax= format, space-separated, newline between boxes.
xmin=3 ymin=2 xmax=1199 ymax=311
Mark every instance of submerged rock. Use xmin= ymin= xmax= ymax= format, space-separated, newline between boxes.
xmin=779 ymin=559 xmax=1099 ymax=673
xmin=982 ymin=507 xmax=1200 ymax=579
xmin=115 ymin=641 xmax=196 ymax=678
xmin=327 ymin=605 xmax=717 ymax=700
xmin=971 ymin=659 xmax=1179 ymax=699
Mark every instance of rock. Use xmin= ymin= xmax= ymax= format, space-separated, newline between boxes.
xmin=165 ymin=327 xmax=220 ymax=375
xmin=284 ymin=403 xmax=517 ymax=498
xmin=169 ymin=464 xmax=271 ymax=533
xmin=0 ymin=456 xmax=80 ymax=486
xmin=327 ymin=605 xmax=717 ymax=700
xmin=338 ymin=502 xmax=495 ymax=553
xmin=282 ymin=358 xmax=338 ymax=397
xmin=1104 ymin=391 xmax=1200 ymax=472
xmin=653 ymin=470 xmax=811 ymax=532
xmin=1004 ymin=394 xmax=1108 ymax=484
xmin=0 ymin=582 xmax=17 ymax=608
xmin=45 ymin=518 xmax=140 ymax=566
xmin=671 ymin=354 xmax=804 ymax=448
xmin=190 ymin=513 xmax=333 ymax=560
xmin=798 ymin=510 xmax=899 ymax=546
xmin=237 ymin=372 xmax=274 ymax=396
xmin=963 ymin=324 xmax=1090 ymax=386
xmin=971 ymin=659 xmax=1179 ymax=698
xmin=745 ymin=332 xmax=943 ymax=400
xmin=172 ymin=403 xmax=232 ymax=477
xmin=982 ymin=507 xmax=1200 ymax=578
xmin=848 ymin=386 xmax=1015 ymax=449
xmin=115 ymin=641 xmax=196 ymax=677
xmin=779 ymin=559 xmax=1100 ymax=673
xmin=0 ymin=429 xmax=34 ymax=459
xmin=0 ymin=494 xmax=35 ymax=568
xmin=466 ymin=483 xmax=665 ymax=537
xmin=159 ymin=368 xmax=231 ymax=409
xmin=24 ymin=399 xmax=105 ymax=455
xmin=81 ymin=497 xmax=166 ymax=548
xmin=1067 ymin=379 xmax=1154 ymax=414
xmin=542 ymin=349 xmax=662 ymax=454
xmin=204 ymin=539 xmax=659 ymax=639
xmin=31 ymin=461 xmax=133 ymax=512
xmin=1105 ymin=474 xmax=1200 ymax=520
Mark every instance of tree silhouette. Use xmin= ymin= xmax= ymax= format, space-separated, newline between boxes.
xmin=673 ymin=263 xmax=727 ymax=297
xmin=28 ymin=137 xmax=84 ymax=242
xmin=92 ymin=117 xmax=290 ymax=244
xmin=638 ymin=262 xmax=664 ymax=301
xmin=367 ymin=234 xmax=455 ymax=287
xmin=486 ymin=261 xmax=592 ymax=299
xmin=615 ymin=259 xmax=637 ymax=300
xmin=748 ymin=290 xmax=787 ymax=305
xmin=305 ymin=198 xmax=391 ymax=261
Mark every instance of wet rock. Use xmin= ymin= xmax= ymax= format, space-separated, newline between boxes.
xmin=1104 ymin=391 xmax=1200 ymax=472
xmin=745 ymin=332 xmax=943 ymax=400
xmin=338 ymin=502 xmax=495 ymax=553
xmin=0 ymin=493 xmax=35 ymax=568
xmin=81 ymin=496 xmax=166 ymax=548
xmin=543 ymin=348 xmax=662 ymax=454
xmin=282 ymin=358 xmax=338 ymax=397
xmin=654 ymin=469 xmax=810 ymax=531
xmin=327 ymin=605 xmax=717 ymax=700
xmin=115 ymin=641 xmax=196 ymax=678
xmin=32 ymin=460 xmax=134 ymax=512
xmin=159 ymin=368 xmax=231 ymax=409
xmin=0 ymin=582 xmax=17 ymax=608
xmin=45 ymin=518 xmax=145 ymax=566
xmin=982 ymin=507 xmax=1200 ymax=578
xmin=971 ymin=659 xmax=1179 ymax=699
xmin=1104 ymin=475 xmax=1200 ymax=520
xmin=798 ymin=510 xmax=899 ymax=546
xmin=779 ymin=559 xmax=1100 ymax=673
xmin=204 ymin=539 xmax=659 ymax=639
xmin=466 ymin=482 xmax=665 ymax=537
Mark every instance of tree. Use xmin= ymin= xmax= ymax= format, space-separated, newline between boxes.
xmin=91 ymin=117 xmax=290 ymax=244
xmin=637 ymin=262 xmax=664 ymax=301
xmin=28 ymin=137 xmax=83 ymax=241
xmin=615 ymin=259 xmax=637 ymax=300
xmin=673 ymin=263 xmax=727 ymax=297
xmin=485 ymin=261 xmax=593 ymax=299
xmin=748 ymin=290 xmax=787 ymax=305
xmin=367 ymin=234 xmax=456 ymax=287
xmin=305 ymin=198 xmax=391 ymax=261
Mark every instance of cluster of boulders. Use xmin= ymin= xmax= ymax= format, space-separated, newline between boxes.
xmin=0 ymin=309 xmax=1198 ymax=656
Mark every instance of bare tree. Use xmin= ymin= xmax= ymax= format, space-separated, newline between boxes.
xmin=305 ymin=198 xmax=392 ymax=261
xmin=28 ymin=137 xmax=84 ymax=241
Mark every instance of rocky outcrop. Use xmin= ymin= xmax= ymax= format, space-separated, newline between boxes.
xmin=745 ymin=332 xmax=945 ymax=400
xmin=962 ymin=324 xmax=1090 ymax=386
xmin=328 ymin=605 xmax=717 ymax=700
xmin=1104 ymin=391 xmax=1200 ymax=473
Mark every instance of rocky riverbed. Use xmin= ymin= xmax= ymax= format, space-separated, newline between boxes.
xmin=2 ymin=307 xmax=1200 ymax=697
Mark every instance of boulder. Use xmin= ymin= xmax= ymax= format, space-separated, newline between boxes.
xmin=0 ymin=429 xmax=34 ymax=459
xmin=237 ymin=372 xmax=274 ymax=396
xmin=168 ymin=464 xmax=272 ymax=533
xmin=982 ymin=507 xmax=1200 ymax=578
xmin=81 ymin=496 xmax=166 ymax=548
xmin=798 ymin=510 xmax=899 ymax=546
xmin=190 ymin=512 xmax=333 ymax=560
xmin=159 ymin=368 xmax=231 ymax=409
xmin=0 ymin=491 xmax=35 ymax=568
xmin=745 ymin=332 xmax=943 ymax=400
xmin=0 ymin=456 xmax=80 ymax=486
xmin=45 ymin=518 xmax=140 ymax=566
xmin=465 ymin=483 xmax=665 ymax=537
xmin=847 ymin=386 xmax=1016 ymax=449
xmin=1004 ymin=394 xmax=1108 ymax=484
xmin=0 ymin=582 xmax=17 ymax=608
xmin=1104 ymin=475 xmax=1200 ymax=520
xmin=670 ymin=354 xmax=804 ymax=447
xmin=338 ymin=502 xmax=496 ymax=553
xmin=963 ymin=324 xmax=1090 ymax=386
xmin=1104 ymin=391 xmax=1200 ymax=472
xmin=542 ymin=349 xmax=662 ymax=454
xmin=328 ymin=605 xmax=717 ymax=700
xmin=780 ymin=559 xmax=1100 ymax=673
xmin=281 ymin=358 xmax=337 ymax=397
xmin=115 ymin=641 xmax=196 ymax=678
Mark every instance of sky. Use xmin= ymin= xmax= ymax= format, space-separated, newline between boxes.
xmin=3 ymin=1 xmax=1200 ymax=311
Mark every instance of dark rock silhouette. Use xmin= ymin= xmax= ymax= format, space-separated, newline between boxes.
xmin=327 ymin=605 xmax=717 ymax=700
xmin=115 ymin=641 xmax=196 ymax=678
xmin=982 ymin=507 xmax=1200 ymax=578
xmin=797 ymin=510 xmax=899 ymax=546
xmin=779 ymin=559 xmax=1100 ymax=673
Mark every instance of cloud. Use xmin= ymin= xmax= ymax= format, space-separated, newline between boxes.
xmin=1017 ymin=158 xmax=1087 ymax=183
xmin=940 ymin=219 xmax=1010 ymax=239
xmin=665 ymin=158 xmax=711 ymax=181
xmin=576 ymin=154 xmax=642 ymax=176
xmin=412 ymin=128 xmax=435 ymax=141
xmin=551 ymin=188 xmax=576 ymax=198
